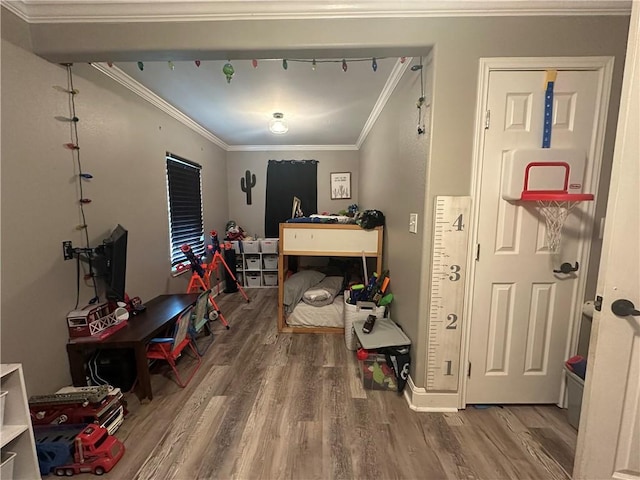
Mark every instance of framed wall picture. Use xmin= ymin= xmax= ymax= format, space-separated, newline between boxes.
xmin=330 ymin=172 xmax=352 ymax=199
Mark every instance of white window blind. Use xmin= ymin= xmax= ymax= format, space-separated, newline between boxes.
xmin=166 ymin=153 xmax=204 ymax=273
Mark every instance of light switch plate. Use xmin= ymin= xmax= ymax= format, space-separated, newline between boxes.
xmin=409 ymin=213 xmax=418 ymax=233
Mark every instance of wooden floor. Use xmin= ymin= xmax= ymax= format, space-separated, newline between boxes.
xmin=92 ymin=288 xmax=578 ymax=480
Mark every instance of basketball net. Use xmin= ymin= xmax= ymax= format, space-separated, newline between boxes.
xmin=519 ymin=162 xmax=594 ymax=252
xmin=536 ymin=200 xmax=579 ymax=252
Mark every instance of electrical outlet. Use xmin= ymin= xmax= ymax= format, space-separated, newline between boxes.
xmin=409 ymin=213 xmax=418 ymax=234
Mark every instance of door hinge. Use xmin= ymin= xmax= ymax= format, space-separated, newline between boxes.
xmin=484 ymin=110 xmax=491 ymax=130
xmin=467 ymin=361 xmax=472 ymax=377
xmin=475 ymin=243 xmax=481 ymax=261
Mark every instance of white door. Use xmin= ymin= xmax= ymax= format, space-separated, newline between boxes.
xmin=467 ymin=68 xmax=605 ymax=403
xmin=574 ymin=5 xmax=640 ymax=479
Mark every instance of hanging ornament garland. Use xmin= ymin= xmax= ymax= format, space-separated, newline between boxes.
xmin=222 ymin=62 xmax=235 ymax=83
xmin=414 ymin=57 xmax=427 ymax=135
xmin=129 ymin=56 xmax=412 ymax=83
xmin=59 ymin=63 xmax=100 ymax=307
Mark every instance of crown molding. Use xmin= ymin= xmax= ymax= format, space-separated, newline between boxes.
xmin=356 ymin=57 xmax=412 ymax=149
xmin=91 ymin=62 xmax=229 ymax=150
xmin=226 ymin=144 xmax=359 ymax=152
xmin=3 ymin=1 xmax=632 ymax=24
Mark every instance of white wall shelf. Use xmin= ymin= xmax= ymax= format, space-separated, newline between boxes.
xmin=1 ymin=364 xmax=40 ymax=479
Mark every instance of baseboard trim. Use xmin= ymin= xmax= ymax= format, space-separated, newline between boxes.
xmin=403 ymin=375 xmax=459 ymax=412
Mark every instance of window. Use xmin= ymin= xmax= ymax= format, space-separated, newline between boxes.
xmin=166 ymin=153 xmax=204 ymax=274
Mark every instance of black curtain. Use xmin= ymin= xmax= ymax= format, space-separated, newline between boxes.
xmin=265 ymin=160 xmax=318 ymax=237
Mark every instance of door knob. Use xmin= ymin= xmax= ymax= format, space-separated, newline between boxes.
xmin=611 ymin=299 xmax=640 ymax=317
xmin=553 ymin=262 xmax=579 ymax=274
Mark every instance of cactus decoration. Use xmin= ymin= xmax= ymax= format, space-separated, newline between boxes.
xmin=241 ymin=170 xmax=256 ymax=205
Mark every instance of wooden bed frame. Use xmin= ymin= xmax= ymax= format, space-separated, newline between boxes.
xmin=277 ymin=223 xmax=383 ymax=334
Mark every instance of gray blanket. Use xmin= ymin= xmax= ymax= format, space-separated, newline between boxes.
xmin=302 ymin=276 xmax=344 ymax=307
xmin=284 ymin=270 xmax=326 ymax=315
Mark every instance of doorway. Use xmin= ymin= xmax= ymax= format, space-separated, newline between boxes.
xmin=464 ymin=58 xmax=614 ymax=405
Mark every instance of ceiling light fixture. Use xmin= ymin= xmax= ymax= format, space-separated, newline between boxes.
xmin=269 ymin=113 xmax=289 ymax=135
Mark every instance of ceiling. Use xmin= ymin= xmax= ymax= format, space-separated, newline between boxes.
xmin=110 ymin=56 xmax=412 ymax=150
xmin=4 ymin=0 xmax=631 ymax=150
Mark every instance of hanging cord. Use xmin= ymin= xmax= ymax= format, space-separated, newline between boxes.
xmin=64 ymin=64 xmax=99 ymax=308
xmin=416 ymin=56 xmax=426 ymax=135
xmin=74 ymin=254 xmax=81 ymax=309
xmin=88 ymin=350 xmax=109 ymax=386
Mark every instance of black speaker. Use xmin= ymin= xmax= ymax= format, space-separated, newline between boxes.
xmin=223 ymin=249 xmax=239 ymax=293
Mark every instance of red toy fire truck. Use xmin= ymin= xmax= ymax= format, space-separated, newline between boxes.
xmin=34 ymin=424 xmax=125 ymax=476
xmin=29 ymin=386 xmax=125 ymax=436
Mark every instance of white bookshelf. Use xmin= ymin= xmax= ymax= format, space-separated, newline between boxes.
xmin=1 ymin=364 xmax=40 ymax=479
xmin=232 ymin=239 xmax=279 ymax=288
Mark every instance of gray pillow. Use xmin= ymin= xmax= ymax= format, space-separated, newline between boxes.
xmin=284 ymin=270 xmax=326 ymax=314
xmin=302 ymin=276 xmax=344 ymax=307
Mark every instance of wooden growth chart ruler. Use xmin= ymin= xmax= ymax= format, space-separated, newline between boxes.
xmin=426 ymin=196 xmax=471 ymax=392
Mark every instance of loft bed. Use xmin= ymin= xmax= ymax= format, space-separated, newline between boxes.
xmin=277 ymin=223 xmax=383 ymax=334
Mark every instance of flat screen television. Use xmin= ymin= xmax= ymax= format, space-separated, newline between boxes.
xmin=102 ymin=224 xmax=128 ymax=302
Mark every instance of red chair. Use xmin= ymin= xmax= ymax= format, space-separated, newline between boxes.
xmin=146 ymin=305 xmax=201 ymax=387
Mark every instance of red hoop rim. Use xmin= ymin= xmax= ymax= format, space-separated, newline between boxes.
xmin=521 ymin=191 xmax=594 ymax=202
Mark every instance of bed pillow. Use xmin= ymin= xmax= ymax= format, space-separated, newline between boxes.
xmin=284 ymin=270 xmax=326 ymax=314
xmin=302 ymin=276 xmax=344 ymax=307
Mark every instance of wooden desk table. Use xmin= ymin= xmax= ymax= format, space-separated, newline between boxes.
xmin=66 ymin=293 xmax=198 ymax=402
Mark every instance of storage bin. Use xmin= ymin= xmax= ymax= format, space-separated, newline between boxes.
xmin=0 ymin=390 xmax=7 ymax=429
xmin=565 ymin=365 xmax=584 ymax=430
xmin=263 ymin=255 xmax=278 ymax=270
xmin=236 ymin=272 xmax=243 ymax=286
xmin=245 ymin=255 xmax=261 ymax=270
xmin=230 ymin=240 xmax=241 ymax=254
xmin=242 ymin=240 xmax=260 ymax=253
xmin=246 ymin=273 xmax=261 ymax=287
xmin=263 ymin=273 xmax=278 ymax=286
xmin=0 ymin=451 xmax=17 ymax=480
xmin=260 ymin=238 xmax=279 ymax=254
xmin=360 ymin=353 xmax=397 ymax=391
xmin=344 ymin=291 xmax=386 ymax=351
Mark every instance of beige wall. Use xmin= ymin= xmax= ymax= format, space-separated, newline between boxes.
xmin=0 ymin=40 xmax=228 ymax=395
xmin=21 ymin=14 xmax=629 ymax=389
xmin=360 ymin=55 xmax=433 ymax=380
xmin=226 ymin=150 xmax=359 ymax=238
xmin=415 ymin=20 xmax=627 ymax=389
xmin=0 ymin=13 xmax=630 ymax=393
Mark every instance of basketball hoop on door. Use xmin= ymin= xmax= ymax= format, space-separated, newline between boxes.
xmin=520 ymin=162 xmax=594 ymax=252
